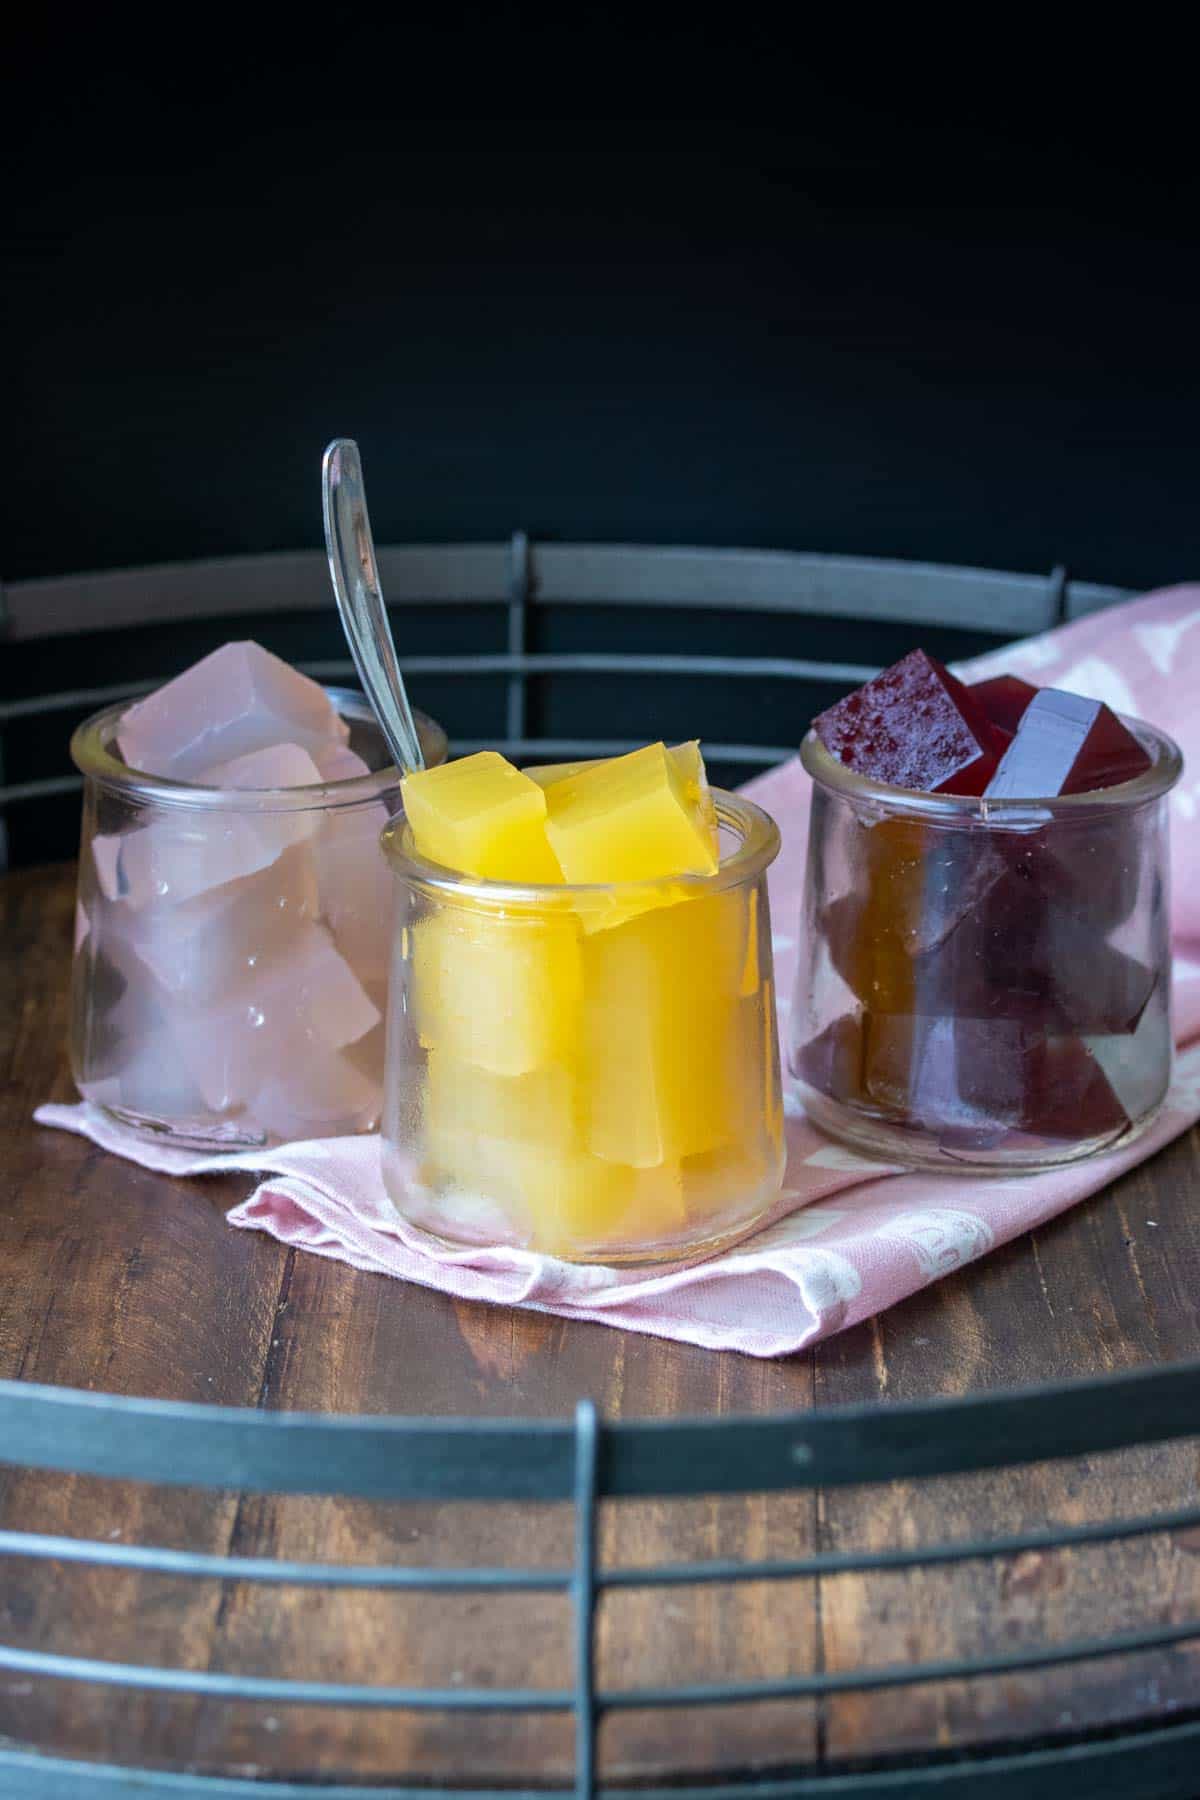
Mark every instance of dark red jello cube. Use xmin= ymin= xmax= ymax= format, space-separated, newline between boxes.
xmin=822 ymin=853 xmax=1154 ymax=1036
xmin=1001 ymin=818 xmax=1143 ymax=933
xmin=1022 ymin=1037 xmax=1131 ymax=1142
xmin=927 ymin=870 xmax=1156 ymax=1035
xmin=861 ymin=1014 xmax=1025 ymax=1149
xmin=794 ymin=1009 xmax=1131 ymax=1151
xmin=851 ymin=1012 xmax=1130 ymax=1146
xmin=792 ymin=1013 xmax=863 ymax=1105
xmin=814 ymin=650 xmax=1006 ymax=796
xmin=985 ymin=687 xmax=1152 ymax=799
xmin=970 ymin=673 xmax=1038 ymax=737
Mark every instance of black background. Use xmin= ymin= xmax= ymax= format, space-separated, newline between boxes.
xmin=2 ymin=19 xmax=1197 ymax=864
xmin=6 ymin=17 xmax=1198 ymax=588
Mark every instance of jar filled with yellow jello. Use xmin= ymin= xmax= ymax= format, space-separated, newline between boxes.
xmin=379 ymin=742 xmax=785 ymax=1263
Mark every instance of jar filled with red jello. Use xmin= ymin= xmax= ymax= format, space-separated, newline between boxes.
xmin=789 ymin=651 xmax=1183 ymax=1171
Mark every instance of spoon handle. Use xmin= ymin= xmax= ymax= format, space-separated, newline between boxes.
xmin=322 ymin=438 xmax=426 ymax=776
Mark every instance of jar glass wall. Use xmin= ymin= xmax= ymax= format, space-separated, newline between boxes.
xmin=70 ymin=689 xmax=447 ymax=1149
xmin=788 ymin=719 xmax=1182 ymax=1172
xmin=381 ymin=791 xmax=785 ymax=1264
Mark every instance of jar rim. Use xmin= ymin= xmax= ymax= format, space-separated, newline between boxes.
xmin=381 ymin=787 xmax=781 ymax=908
xmin=800 ymin=711 xmax=1183 ymax=820
xmin=69 ymin=687 xmax=448 ymax=813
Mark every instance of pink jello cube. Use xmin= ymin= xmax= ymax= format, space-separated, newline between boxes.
xmin=117 ymin=642 xmax=349 ymax=780
xmin=253 ymin=1049 xmax=380 ymax=1142
xmin=123 ymin=842 xmax=321 ymax=1003
xmin=198 ymin=742 xmax=324 ymax=791
xmin=117 ymin=815 xmax=290 ymax=908
xmin=985 ymin=687 xmax=1152 ymax=800
xmin=84 ymin=1028 xmax=209 ymax=1121
xmin=969 ymin=674 xmax=1038 ymax=738
xmin=313 ymin=743 xmax=373 ymax=783
xmin=114 ymin=745 xmax=326 ymax=910
xmin=174 ymin=922 xmax=380 ymax=1113
xmin=814 ymin=650 xmax=1005 ymax=795
xmin=309 ymin=745 xmax=394 ymax=985
xmin=314 ymin=799 xmax=394 ymax=987
xmin=73 ymin=901 xmax=171 ymax=1081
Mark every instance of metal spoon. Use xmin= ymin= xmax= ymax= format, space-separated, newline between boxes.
xmin=321 ymin=438 xmax=426 ymax=775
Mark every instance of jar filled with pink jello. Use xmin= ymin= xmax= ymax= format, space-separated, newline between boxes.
xmin=69 ymin=642 xmax=447 ymax=1149
xmin=789 ymin=651 xmax=1183 ymax=1172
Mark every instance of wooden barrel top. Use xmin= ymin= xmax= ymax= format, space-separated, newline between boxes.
xmin=2 ymin=860 xmax=1198 ymax=1786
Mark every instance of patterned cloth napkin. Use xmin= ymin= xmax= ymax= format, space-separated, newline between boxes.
xmin=37 ymin=585 xmax=1200 ymax=1356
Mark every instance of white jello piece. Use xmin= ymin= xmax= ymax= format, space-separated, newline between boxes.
xmin=313 ymin=743 xmax=373 ymax=782
xmin=117 ymin=641 xmax=349 ymax=779
xmin=252 ymin=1049 xmax=380 ymax=1142
xmin=175 ymin=922 xmax=380 ymax=1112
xmin=125 ymin=841 xmax=321 ymax=1002
xmin=315 ymin=799 xmax=394 ymax=986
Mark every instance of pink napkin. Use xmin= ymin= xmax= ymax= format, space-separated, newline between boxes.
xmin=37 ymin=584 xmax=1200 ymax=1357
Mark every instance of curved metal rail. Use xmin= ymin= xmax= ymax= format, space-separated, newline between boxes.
xmin=2 ymin=1358 xmax=1199 ymax=1797
xmin=4 ymin=542 xmax=1186 ymax=1795
xmin=0 ymin=539 xmax=1131 ymax=830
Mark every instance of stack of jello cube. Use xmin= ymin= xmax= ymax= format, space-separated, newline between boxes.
xmin=73 ymin=643 xmax=393 ymax=1142
xmin=390 ymin=742 xmax=782 ymax=1257
xmin=794 ymin=650 xmax=1162 ymax=1154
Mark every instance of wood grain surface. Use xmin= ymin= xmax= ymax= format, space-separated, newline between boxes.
xmin=1 ymin=862 xmax=1198 ymax=1785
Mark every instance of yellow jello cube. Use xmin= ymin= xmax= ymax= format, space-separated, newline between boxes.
xmin=498 ymin=1145 xmax=687 ymax=1253
xmin=760 ymin=978 xmax=784 ymax=1144
xmin=579 ymin=889 xmax=743 ymax=1167
xmin=526 ymin=741 xmax=718 ymax=855
xmin=411 ymin=903 xmax=582 ymax=1076
xmin=522 ymin=756 xmax=600 ymax=788
xmin=664 ymin=739 xmax=719 ymax=857
xmin=544 ymin=742 xmax=719 ymax=886
xmin=401 ymin=751 xmax=562 ymax=882
xmin=482 ymin=1143 xmax=687 ymax=1252
xmin=674 ymin=978 xmax=783 ymax=1231
xmin=739 ymin=885 xmax=761 ymax=998
xmin=419 ymin=1053 xmax=576 ymax=1228
xmin=421 ymin=1056 xmax=694 ymax=1252
xmin=420 ymin=1053 xmax=686 ymax=1252
xmin=423 ymin=1050 xmax=576 ymax=1151
xmin=682 ymin=1134 xmax=783 ymax=1232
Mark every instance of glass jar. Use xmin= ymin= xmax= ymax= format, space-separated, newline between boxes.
xmin=70 ymin=689 xmax=447 ymax=1149
xmin=380 ymin=790 xmax=785 ymax=1263
xmin=788 ymin=717 xmax=1182 ymax=1172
